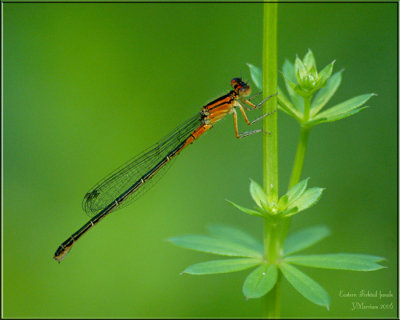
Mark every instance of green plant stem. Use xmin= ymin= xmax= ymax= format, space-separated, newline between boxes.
xmin=281 ymin=95 xmax=312 ymax=256
xmin=262 ymin=2 xmax=279 ymax=319
xmin=262 ymin=3 xmax=278 ymax=202
xmin=288 ymin=126 xmax=310 ymax=189
xmin=303 ymin=94 xmax=312 ymax=124
xmin=289 ymin=94 xmax=312 ymax=189
xmin=264 ymin=220 xmax=281 ymax=262
xmin=263 ymin=271 xmax=282 ymax=318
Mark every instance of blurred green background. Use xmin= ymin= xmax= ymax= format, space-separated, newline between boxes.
xmin=3 ymin=3 xmax=397 ymax=318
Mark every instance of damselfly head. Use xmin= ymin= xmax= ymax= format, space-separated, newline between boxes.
xmin=231 ymin=78 xmax=251 ymax=97
xmin=230 ymin=77 xmax=242 ymax=88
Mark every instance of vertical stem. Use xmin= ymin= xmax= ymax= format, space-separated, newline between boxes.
xmin=263 ymin=219 xmax=283 ymax=318
xmin=289 ymin=94 xmax=312 ymax=188
xmin=262 ymin=2 xmax=279 ymax=319
xmin=264 ymin=272 xmax=282 ymax=318
xmin=282 ymin=95 xmax=312 ymax=254
xmin=288 ymin=126 xmax=310 ymax=188
xmin=264 ymin=220 xmax=281 ymax=262
xmin=263 ymin=3 xmax=278 ymax=202
xmin=303 ymin=95 xmax=312 ymax=123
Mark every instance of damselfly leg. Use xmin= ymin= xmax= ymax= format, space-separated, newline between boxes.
xmin=232 ymin=92 xmax=277 ymax=139
xmin=242 ymin=92 xmax=278 ymax=110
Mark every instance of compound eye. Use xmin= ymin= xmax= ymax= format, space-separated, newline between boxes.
xmin=239 ymin=86 xmax=251 ymax=96
xmin=231 ymin=78 xmax=241 ymax=88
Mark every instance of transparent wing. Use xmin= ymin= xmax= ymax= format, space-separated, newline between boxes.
xmin=82 ymin=113 xmax=202 ymax=216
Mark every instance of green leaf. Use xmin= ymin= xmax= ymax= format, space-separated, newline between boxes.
xmin=315 ymin=106 xmax=369 ymax=124
xmin=246 ymin=63 xmax=262 ymax=90
xmin=284 ymin=225 xmax=331 ymax=256
xmin=306 ymin=65 xmax=319 ymax=88
xmin=249 ymin=179 xmax=269 ymax=209
xmin=282 ymin=59 xmax=297 ymax=83
xmin=226 ymin=199 xmax=264 ymax=218
xmin=285 ymin=253 xmax=386 ymax=271
xmin=329 ymin=106 xmax=368 ymax=122
xmin=168 ymin=235 xmax=262 ymax=258
xmin=207 ymin=224 xmax=263 ymax=253
xmin=280 ymin=206 xmax=298 ymax=216
xmin=315 ymin=93 xmax=375 ymax=123
xmin=277 ymin=194 xmax=289 ymax=210
xmin=277 ymin=86 xmax=302 ymax=120
xmin=295 ymin=56 xmax=308 ymax=85
xmin=282 ymin=60 xmax=304 ymax=112
xmin=183 ymin=258 xmax=262 ymax=275
xmin=282 ymin=73 xmax=305 ymax=98
xmin=316 ymin=60 xmax=335 ymax=89
xmin=243 ymin=264 xmax=278 ymax=299
xmin=303 ymin=49 xmax=317 ymax=71
xmin=285 ymin=178 xmax=310 ymax=206
xmin=303 ymin=117 xmax=328 ymax=128
xmin=311 ymin=70 xmax=343 ymax=116
xmin=286 ymin=187 xmax=324 ymax=215
xmin=280 ymin=262 xmax=330 ymax=309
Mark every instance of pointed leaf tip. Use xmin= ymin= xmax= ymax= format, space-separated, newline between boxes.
xmin=315 ymin=93 xmax=374 ymax=123
xmin=304 ymin=49 xmax=316 ymax=65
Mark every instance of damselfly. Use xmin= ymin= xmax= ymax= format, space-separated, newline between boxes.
xmin=54 ymin=78 xmax=275 ymax=261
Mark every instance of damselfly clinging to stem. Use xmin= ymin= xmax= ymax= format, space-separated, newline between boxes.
xmin=53 ymin=78 xmax=276 ymax=262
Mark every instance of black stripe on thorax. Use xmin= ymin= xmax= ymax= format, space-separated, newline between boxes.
xmin=205 ymin=91 xmax=235 ymax=111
